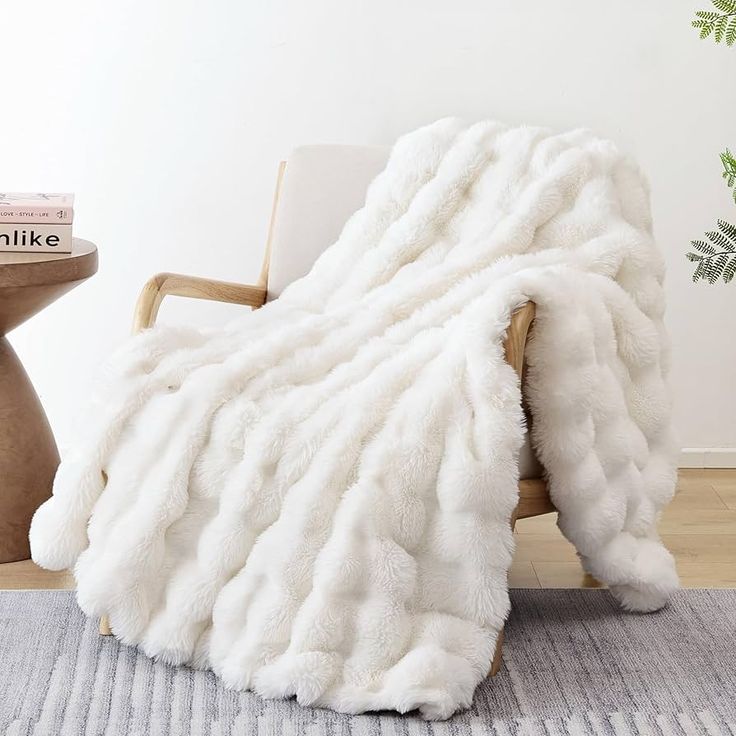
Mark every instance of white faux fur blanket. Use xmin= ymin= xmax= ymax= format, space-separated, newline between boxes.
xmin=31 ymin=119 xmax=679 ymax=719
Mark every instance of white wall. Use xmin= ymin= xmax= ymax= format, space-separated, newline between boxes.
xmin=1 ymin=0 xmax=734 ymax=455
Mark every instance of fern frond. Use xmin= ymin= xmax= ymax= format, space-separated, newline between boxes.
xmin=703 ymin=257 xmax=716 ymax=281
xmin=710 ymin=254 xmax=728 ymax=282
xmin=721 ymin=149 xmax=736 ymax=201
xmin=724 ymin=256 xmax=736 ymax=282
xmin=692 ymin=259 xmax=706 ymax=282
xmin=712 ymin=0 xmax=736 ymax=13
xmin=692 ymin=3 xmax=736 ymax=43
xmin=691 ymin=239 xmax=718 ymax=255
xmin=718 ymin=218 xmax=736 ymax=242
xmin=698 ymin=20 xmax=716 ymax=38
xmin=722 ymin=149 xmax=736 ymax=183
xmin=727 ymin=16 xmax=736 ymax=44
xmin=705 ymin=229 xmax=736 ymax=250
xmin=707 ymin=256 xmax=722 ymax=282
xmin=688 ymin=221 xmax=736 ymax=282
xmin=715 ymin=14 xmax=729 ymax=40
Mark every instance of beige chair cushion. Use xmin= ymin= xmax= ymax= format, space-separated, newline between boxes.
xmin=267 ymin=145 xmax=390 ymax=300
xmin=266 ymin=144 xmax=541 ymax=480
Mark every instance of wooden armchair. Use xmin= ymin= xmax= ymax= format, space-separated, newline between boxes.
xmin=100 ymin=148 xmax=556 ymax=677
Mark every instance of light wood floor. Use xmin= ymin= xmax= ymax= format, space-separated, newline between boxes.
xmin=1 ymin=469 xmax=734 ymax=591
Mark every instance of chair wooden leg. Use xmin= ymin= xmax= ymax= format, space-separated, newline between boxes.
xmin=99 ymin=615 xmax=112 ymax=636
xmin=489 ymin=507 xmax=517 ymax=677
xmin=490 ymin=627 xmax=505 ymax=676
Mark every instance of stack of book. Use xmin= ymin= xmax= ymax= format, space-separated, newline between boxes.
xmin=0 ymin=193 xmax=74 ymax=253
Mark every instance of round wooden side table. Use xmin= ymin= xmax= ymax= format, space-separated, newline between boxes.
xmin=0 ymin=239 xmax=97 ymax=562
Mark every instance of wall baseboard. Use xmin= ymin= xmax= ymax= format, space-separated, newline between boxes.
xmin=679 ymin=448 xmax=736 ymax=469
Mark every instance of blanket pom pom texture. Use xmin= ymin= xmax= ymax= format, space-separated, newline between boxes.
xmin=30 ymin=119 xmax=679 ymax=719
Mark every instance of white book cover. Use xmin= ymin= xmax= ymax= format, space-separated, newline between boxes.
xmin=0 ymin=193 xmax=74 ymax=224
xmin=0 ymin=223 xmax=73 ymax=253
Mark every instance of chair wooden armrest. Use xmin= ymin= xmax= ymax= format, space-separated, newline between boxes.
xmin=133 ymin=272 xmax=268 ymax=332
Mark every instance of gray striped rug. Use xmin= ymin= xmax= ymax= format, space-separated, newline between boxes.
xmin=0 ymin=589 xmax=734 ymax=735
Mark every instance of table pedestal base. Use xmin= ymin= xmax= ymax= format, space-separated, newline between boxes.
xmin=0 ymin=336 xmax=59 ymax=562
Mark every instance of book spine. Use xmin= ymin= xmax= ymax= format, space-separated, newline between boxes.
xmin=0 ymin=224 xmax=73 ymax=253
xmin=0 ymin=206 xmax=74 ymax=224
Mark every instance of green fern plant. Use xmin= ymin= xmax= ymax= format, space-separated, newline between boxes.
xmin=722 ymin=148 xmax=736 ymax=202
xmin=687 ymin=5 xmax=735 ymax=283
xmin=687 ymin=219 xmax=736 ymax=283
xmin=692 ymin=0 xmax=736 ymax=44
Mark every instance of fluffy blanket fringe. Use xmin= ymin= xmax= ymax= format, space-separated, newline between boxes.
xmin=30 ymin=119 xmax=679 ymax=719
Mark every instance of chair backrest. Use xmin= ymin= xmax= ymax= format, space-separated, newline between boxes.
xmin=265 ymin=144 xmax=390 ymax=300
